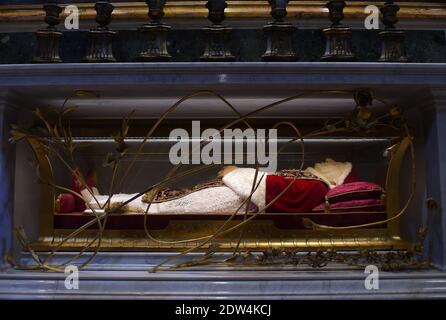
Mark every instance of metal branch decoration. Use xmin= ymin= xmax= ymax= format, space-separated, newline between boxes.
xmin=378 ymin=1 xmax=408 ymax=62
xmin=200 ymin=0 xmax=235 ymax=62
xmin=137 ymin=0 xmax=172 ymax=62
xmin=84 ymin=1 xmax=117 ymax=63
xmin=262 ymin=0 xmax=297 ymax=62
xmin=321 ymin=0 xmax=355 ymax=61
xmin=6 ymin=86 xmax=428 ymax=273
xmin=33 ymin=1 xmax=63 ymax=63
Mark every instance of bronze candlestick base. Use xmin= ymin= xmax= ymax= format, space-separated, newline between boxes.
xmin=84 ymin=28 xmax=117 ymax=63
xmin=137 ymin=22 xmax=172 ymax=62
xmin=84 ymin=1 xmax=117 ymax=63
xmin=262 ymin=22 xmax=297 ymax=62
xmin=378 ymin=2 xmax=408 ymax=63
xmin=33 ymin=2 xmax=63 ymax=63
xmin=34 ymin=29 xmax=63 ymax=63
xmin=200 ymin=25 xmax=234 ymax=62
xmin=200 ymin=0 xmax=234 ymax=62
xmin=321 ymin=26 xmax=355 ymax=62
xmin=378 ymin=30 xmax=408 ymax=62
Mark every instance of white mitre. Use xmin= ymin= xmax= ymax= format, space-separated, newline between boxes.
xmin=305 ymin=158 xmax=352 ymax=189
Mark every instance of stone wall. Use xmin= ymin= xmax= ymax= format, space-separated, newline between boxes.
xmin=0 ymin=29 xmax=445 ymax=64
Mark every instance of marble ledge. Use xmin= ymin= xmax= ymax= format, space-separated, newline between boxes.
xmin=1 ymin=268 xmax=446 ymax=299
xmin=0 ymin=252 xmax=446 ymax=299
xmin=1 ymin=62 xmax=446 ymax=88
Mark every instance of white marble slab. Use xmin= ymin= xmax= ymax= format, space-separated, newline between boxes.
xmin=1 ymin=252 xmax=446 ymax=299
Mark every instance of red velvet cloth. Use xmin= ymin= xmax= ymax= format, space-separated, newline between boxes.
xmin=313 ymin=198 xmax=385 ymax=213
xmin=265 ymin=175 xmax=328 ymax=213
xmin=55 ymin=193 xmax=76 ymax=213
xmin=326 ymin=181 xmax=383 ymax=202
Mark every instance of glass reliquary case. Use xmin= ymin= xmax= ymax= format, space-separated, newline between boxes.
xmin=11 ymin=89 xmax=419 ymax=270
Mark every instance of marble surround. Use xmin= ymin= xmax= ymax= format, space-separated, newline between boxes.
xmin=0 ymin=96 xmax=17 ymax=273
xmin=0 ymin=62 xmax=445 ymax=298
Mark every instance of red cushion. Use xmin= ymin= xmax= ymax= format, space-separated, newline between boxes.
xmin=266 ymin=175 xmax=329 ymax=213
xmin=55 ymin=193 xmax=76 ymax=213
xmin=71 ymin=168 xmax=86 ymax=212
xmin=326 ymin=181 xmax=383 ymax=203
xmin=313 ymin=198 xmax=385 ymax=213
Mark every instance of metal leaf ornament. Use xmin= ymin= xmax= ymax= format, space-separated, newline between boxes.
xmin=388 ymin=104 xmax=403 ymax=128
xmin=349 ymin=90 xmax=374 ymax=131
xmin=103 ymin=110 xmax=134 ymax=168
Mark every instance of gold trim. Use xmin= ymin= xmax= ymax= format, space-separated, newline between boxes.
xmin=26 ymin=137 xmax=55 ymax=238
xmin=30 ymin=217 xmax=406 ymax=251
xmin=31 ymin=233 xmax=409 ymax=252
xmin=0 ymin=1 xmax=445 ymax=24
xmin=385 ymin=137 xmax=411 ymax=236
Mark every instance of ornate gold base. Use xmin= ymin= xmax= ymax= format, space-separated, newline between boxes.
xmin=29 ymin=236 xmax=410 ymax=251
xmin=30 ymin=221 xmax=411 ymax=252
